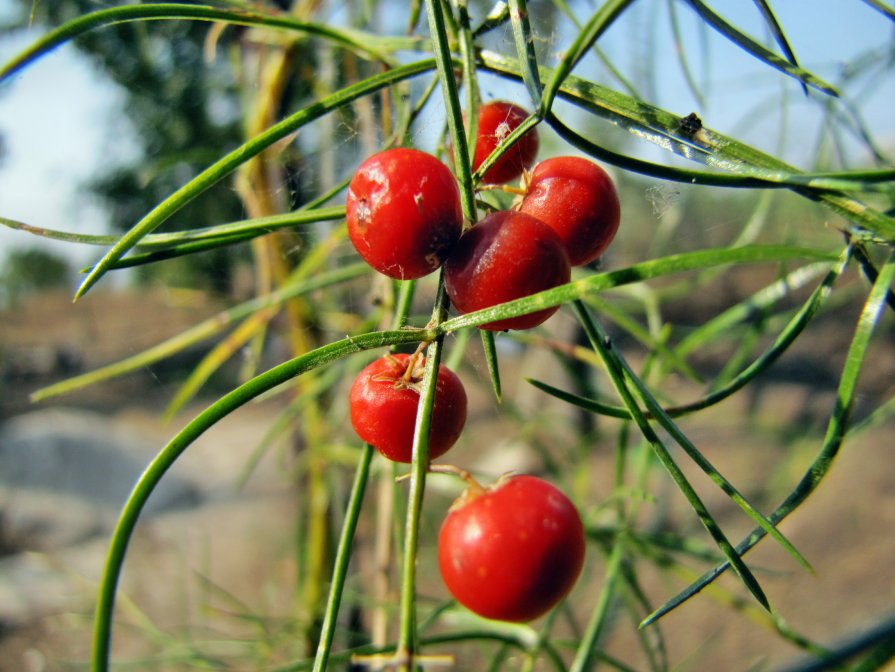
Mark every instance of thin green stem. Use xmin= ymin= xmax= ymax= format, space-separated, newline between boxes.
xmin=477 ymin=50 xmax=895 ymax=240
xmin=570 ymin=540 xmax=628 ymax=672
xmin=539 ymin=0 xmax=637 ymax=115
xmin=80 ymin=231 xmax=258 ymax=271
xmin=507 ymin=0 xmax=543 ymax=105
xmin=470 ymin=111 xmax=541 ymax=185
xmin=425 ymin=0 xmax=476 ymax=223
xmin=396 ymin=279 xmax=451 ymax=666
xmin=437 ymin=245 xmax=836 ymax=334
xmin=684 ymin=0 xmax=838 ymax=95
xmin=573 ymin=301 xmax=771 ymax=614
xmin=90 ymin=329 xmax=433 ymax=672
xmin=455 ymin=0 xmax=481 ymax=163
xmin=311 ymin=443 xmax=374 ymax=672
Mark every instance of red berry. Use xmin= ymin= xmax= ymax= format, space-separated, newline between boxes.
xmin=444 ymin=210 xmax=571 ymax=331
xmin=473 ymin=101 xmax=539 ymax=185
xmin=438 ymin=474 xmax=586 ymax=622
xmin=346 ymin=148 xmax=462 ymax=280
xmin=518 ymin=156 xmax=621 ymax=266
xmin=349 ymin=353 xmax=467 ymax=463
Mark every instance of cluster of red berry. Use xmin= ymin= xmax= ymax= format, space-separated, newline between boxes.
xmin=346 ymin=100 xmax=621 ymax=330
xmin=346 ymin=101 xmax=622 ymax=623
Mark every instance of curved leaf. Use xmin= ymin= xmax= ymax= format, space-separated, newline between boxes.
xmin=438 ymin=245 xmax=836 ymax=333
xmin=641 ymin=249 xmax=895 ymax=627
xmin=752 ymin=0 xmax=809 ymax=96
xmin=92 ymin=327 xmax=434 ymax=671
xmin=479 ymin=51 xmax=895 ymax=240
xmin=573 ymin=301 xmax=772 ymax=616
xmin=73 ymin=60 xmax=435 ymax=300
xmin=0 ymin=2 xmax=421 ymax=81
xmin=31 ymin=262 xmax=368 ymax=402
xmin=528 ymin=248 xmax=849 ymax=421
xmin=684 ymin=0 xmax=838 ymax=96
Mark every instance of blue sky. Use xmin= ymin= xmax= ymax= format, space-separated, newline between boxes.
xmin=1 ymin=0 xmax=893 ymax=268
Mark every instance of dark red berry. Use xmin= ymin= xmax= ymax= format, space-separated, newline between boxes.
xmin=444 ymin=210 xmax=571 ymax=331
xmin=473 ymin=101 xmax=539 ymax=185
xmin=346 ymin=148 xmax=463 ymax=280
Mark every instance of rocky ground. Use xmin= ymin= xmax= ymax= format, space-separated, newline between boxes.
xmin=0 ymin=287 xmax=893 ymax=671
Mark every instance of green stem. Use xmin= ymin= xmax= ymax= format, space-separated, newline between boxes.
xmin=396 ymin=280 xmax=451 ymax=666
xmin=311 ymin=444 xmax=374 ymax=672
xmin=471 ymin=113 xmax=540 ymax=185
xmin=477 ymin=50 xmax=895 ymax=240
xmin=455 ymin=0 xmax=481 ymax=161
xmin=425 ymin=0 xmax=476 ymax=222
xmin=90 ymin=329 xmax=433 ymax=672
xmin=437 ymin=245 xmax=836 ymax=333
xmin=395 ymin=339 xmax=443 ymax=663
xmin=570 ymin=539 xmax=628 ymax=672
xmin=573 ymin=301 xmax=771 ymax=613
xmin=507 ymin=0 xmax=543 ymax=104
xmin=539 ymin=0 xmax=637 ymax=115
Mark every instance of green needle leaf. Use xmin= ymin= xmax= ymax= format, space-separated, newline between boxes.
xmin=528 ymin=248 xmax=849 ymax=423
xmin=30 ymin=263 xmax=368 ymax=403
xmin=481 ymin=330 xmax=503 ymax=403
xmin=573 ymin=301 xmax=772 ymax=615
xmin=684 ymin=0 xmax=839 ymax=96
xmin=91 ymin=328 xmax=434 ymax=671
xmin=751 ymin=0 xmax=809 ymax=96
xmin=72 ymin=60 xmax=435 ymax=300
xmin=507 ymin=0 xmax=543 ymax=105
xmin=479 ymin=51 xmax=895 ymax=241
xmin=539 ymin=0 xmax=637 ymax=114
xmin=616 ymin=345 xmax=814 ymax=575
xmin=861 ymin=0 xmax=895 ymax=21
xmin=312 ymin=444 xmax=374 ymax=672
xmin=640 ymin=248 xmax=895 ymax=627
xmin=439 ymin=245 xmax=836 ymax=333
xmin=0 ymin=3 xmax=418 ymax=81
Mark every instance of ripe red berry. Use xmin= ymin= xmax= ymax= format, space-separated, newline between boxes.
xmin=518 ymin=156 xmax=621 ymax=266
xmin=349 ymin=353 xmax=467 ymax=463
xmin=438 ymin=474 xmax=586 ymax=622
xmin=444 ymin=210 xmax=571 ymax=331
xmin=473 ymin=101 xmax=539 ymax=185
xmin=346 ymin=148 xmax=463 ymax=280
